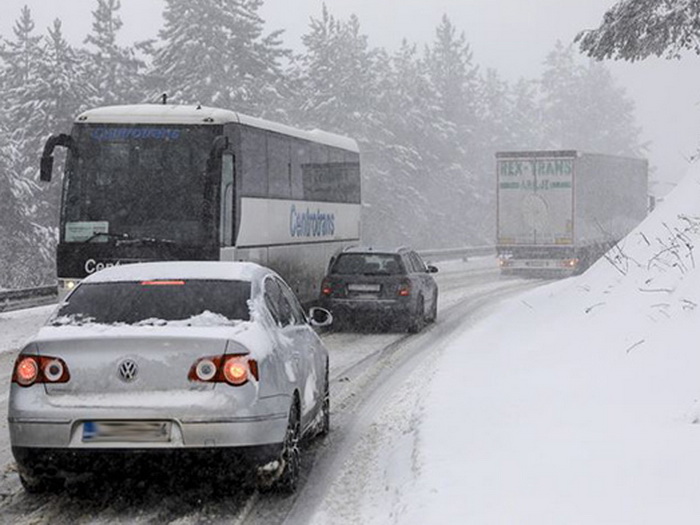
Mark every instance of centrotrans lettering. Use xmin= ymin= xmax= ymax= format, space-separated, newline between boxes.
xmin=289 ymin=205 xmax=335 ymax=238
xmin=90 ymin=128 xmax=181 ymax=141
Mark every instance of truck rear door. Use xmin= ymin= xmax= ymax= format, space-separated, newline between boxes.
xmin=497 ymin=153 xmax=575 ymax=246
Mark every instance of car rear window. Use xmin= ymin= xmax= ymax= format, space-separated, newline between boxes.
xmin=331 ymin=254 xmax=404 ymax=275
xmin=53 ymin=280 xmax=251 ymax=325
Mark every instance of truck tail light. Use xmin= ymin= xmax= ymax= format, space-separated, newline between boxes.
xmin=398 ymin=279 xmax=411 ymax=297
xmin=562 ymin=258 xmax=578 ymax=268
xmin=189 ymin=354 xmax=259 ymax=386
xmin=12 ymin=355 xmax=70 ymax=387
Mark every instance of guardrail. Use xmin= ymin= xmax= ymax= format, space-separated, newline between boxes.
xmin=0 ymin=246 xmax=496 ymax=313
xmin=0 ymin=285 xmax=58 ymax=313
xmin=418 ymin=245 xmax=495 ymax=262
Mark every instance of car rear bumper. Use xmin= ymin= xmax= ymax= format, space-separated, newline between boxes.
xmin=8 ymin=413 xmax=288 ymax=450
xmin=321 ymin=298 xmax=412 ymax=317
xmin=12 ymin=442 xmax=282 ymax=479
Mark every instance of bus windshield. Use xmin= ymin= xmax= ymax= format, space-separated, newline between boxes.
xmin=62 ymin=124 xmax=218 ymax=245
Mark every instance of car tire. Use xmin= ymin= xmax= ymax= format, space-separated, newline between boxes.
xmin=318 ymin=364 xmax=330 ymax=437
xmin=18 ymin=470 xmax=62 ymax=494
xmin=428 ymin=291 xmax=438 ymax=323
xmin=272 ymin=398 xmax=301 ymax=493
xmin=408 ymin=296 xmax=425 ymax=333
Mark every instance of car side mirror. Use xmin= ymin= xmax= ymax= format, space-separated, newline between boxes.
xmin=40 ymin=155 xmax=54 ymax=182
xmin=309 ymin=306 xmax=333 ymax=327
xmin=427 ymin=265 xmax=438 ymax=273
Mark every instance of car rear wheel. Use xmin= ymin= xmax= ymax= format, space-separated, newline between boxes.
xmin=408 ymin=296 xmax=425 ymax=333
xmin=257 ymin=398 xmax=302 ymax=493
xmin=318 ymin=364 xmax=330 ymax=437
xmin=18 ymin=470 xmax=63 ymax=494
xmin=428 ymin=290 xmax=438 ymax=323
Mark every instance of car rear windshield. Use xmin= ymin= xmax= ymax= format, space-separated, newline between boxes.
xmin=331 ymin=253 xmax=404 ymax=275
xmin=53 ymin=280 xmax=251 ymax=325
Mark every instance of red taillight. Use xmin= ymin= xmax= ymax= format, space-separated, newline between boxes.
xmin=141 ymin=280 xmax=186 ymax=286
xmin=12 ymin=355 xmax=70 ymax=387
xmin=15 ymin=357 xmax=38 ymax=386
xmin=398 ymin=280 xmax=411 ymax=297
xmin=224 ymin=358 xmax=249 ymax=385
xmin=321 ymin=278 xmax=332 ymax=296
xmin=189 ymin=354 xmax=259 ymax=386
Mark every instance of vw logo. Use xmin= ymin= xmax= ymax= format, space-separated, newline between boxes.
xmin=118 ymin=359 xmax=138 ymax=382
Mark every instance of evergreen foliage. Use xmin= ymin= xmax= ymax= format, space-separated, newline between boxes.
xmin=0 ymin=1 xmax=646 ymax=288
xmin=147 ymin=0 xmax=288 ymax=115
xmin=576 ymin=0 xmax=700 ymax=61
xmin=84 ymin=0 xmax=146 ymax=105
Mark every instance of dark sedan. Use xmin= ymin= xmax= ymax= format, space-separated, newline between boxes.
xmin=319 ymin=247 xmax=438 ymax=332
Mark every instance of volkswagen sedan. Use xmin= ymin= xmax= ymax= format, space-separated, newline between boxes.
xmin=9 ymin=261 xmax=332 ymax=493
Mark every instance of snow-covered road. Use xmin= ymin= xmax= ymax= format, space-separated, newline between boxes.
xmin=0 ymin=256 xmax=542 ymax=524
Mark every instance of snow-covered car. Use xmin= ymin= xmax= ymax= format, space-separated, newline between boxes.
xmin=8 ymin=261 xmax=332 ymax=493
xmin=319 ymin=246 xmax=438 ymax=332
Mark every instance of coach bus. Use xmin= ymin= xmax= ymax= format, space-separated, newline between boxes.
xmin=40 ymin=104 xmax=361 ymax=304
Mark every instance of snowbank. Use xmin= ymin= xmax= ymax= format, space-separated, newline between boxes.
xmin=399 ymin=164 xmax=700 ymax=524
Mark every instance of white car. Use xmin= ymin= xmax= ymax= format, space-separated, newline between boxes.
xmin=9 ymin=261 xmax=332 ymax=493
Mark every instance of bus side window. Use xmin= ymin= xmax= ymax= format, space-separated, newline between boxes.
xmin=268 ymin=134 xmax=291 ymax=199
xmin=220 ymin=153 xmax=234 ymax=246
xmin=240 ymin=128 xmax=267 ymax=197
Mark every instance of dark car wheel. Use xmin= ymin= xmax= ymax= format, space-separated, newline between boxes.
xmin=273 ymin=399 xmax=301 ymax=493
xmin=408 ymin=296 xmax=425 ymax=333
xmin=318 ymin=364 xmax=330 ymax=437
xmin=19 ymin=470 xmax=63 ymax=494
xmin=428 ymin=290 xmax=438 ymax=323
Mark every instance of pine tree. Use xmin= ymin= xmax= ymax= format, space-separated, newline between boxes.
xmin=540 ymin=41 xmax=643 ymax=156
xmin=423 ymin=15 xmax=485 ymax=245
xmin=84 ymin=0 xmax=146 ymax=105
xmin=0 ymin=6 xmax=53 ymax=286
xmin=33 ymin=19 xmax=94 ymax=264
xmin=577 ymin=0 xmax=700 ymax=61
xmin=147 ymin=0 xmax=288 ymax=115
xmin=509 ymin=78 xmax=546 ymax=149
xmin=294 ymin=5 xmax=377 ymax=139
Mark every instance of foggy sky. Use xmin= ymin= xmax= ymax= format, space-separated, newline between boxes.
xmin=2 ymin=0 xmax=697 ymax=195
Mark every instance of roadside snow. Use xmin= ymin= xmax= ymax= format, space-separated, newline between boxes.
xmin=0 ymin=305 xmax=54 ymax=354
xmin=315 ymin=164 xmax=700 ymax=524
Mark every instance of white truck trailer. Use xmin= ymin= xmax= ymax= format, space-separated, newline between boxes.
xmin=496 ymin=150 xmax=648 ymax=275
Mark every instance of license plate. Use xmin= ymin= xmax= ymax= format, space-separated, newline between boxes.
xmin=348 ymin=283 xmax=381 ymax=292
xmin=83 ymin=421 xmax=172 ymax=443
xmin=524 ymin=260 xmax=547 ymax=267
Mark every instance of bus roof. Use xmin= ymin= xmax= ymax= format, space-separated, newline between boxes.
xmin=75 ymin=104 xmax=360 ymax=153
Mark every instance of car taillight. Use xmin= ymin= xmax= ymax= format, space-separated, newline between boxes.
xmin=321 ymin=277 xmax=333 ymax=296
xmin=189 ymin=354 xmax=259 ymax=386
xmin=398 ymin=279 xmax=411 ymax=297
xmin=12 ymin=355 xmax=70 ymax=387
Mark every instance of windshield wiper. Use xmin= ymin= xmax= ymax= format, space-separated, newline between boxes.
xmin=121 ymin=236 xmax=179 ymax=246
xmin=82 ymin=232 xmax=178 ymax=246
xmin=83 ymin=232 xmax=132 ymax=243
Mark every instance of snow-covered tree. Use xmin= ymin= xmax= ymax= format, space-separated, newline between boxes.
xmin=425 ymin=15 xmax=480 ymax=134
xmin=84 ymin=0 xmax=146 ymax=105
xmin=509 ymin=78 xmax=546 ymax=149
xmin=539 ymin=41 xmax=643 ymax=156
xmin=293 ymin=5 xmax=378 ymax=139
xmin=576 ymin=0 xmax=700 ymax=61
xmin=147 ymin=0 xmax=288 ymax=115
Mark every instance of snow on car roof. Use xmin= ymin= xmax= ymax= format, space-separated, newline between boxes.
xmin=76 ymin=104 xmax=360 ymax=153
xmin=82 ymin=261 xmax=268 ymax=283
